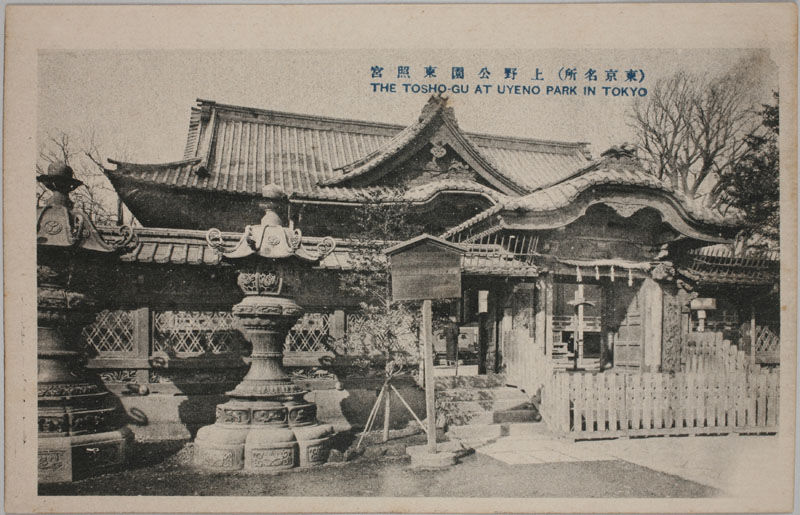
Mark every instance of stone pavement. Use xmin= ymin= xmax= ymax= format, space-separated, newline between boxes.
xmin=475 ymin=431 xmax=789 ymax=499
xmin=476 ymin=433 xmax=613 ymax=465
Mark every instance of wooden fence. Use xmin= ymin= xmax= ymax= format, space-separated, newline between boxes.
xmin=502 ymin=329 xmax=550 ymax=397
xmin=541 ymin=369 xmax=779 ymax=439
xmin=680 ymin=331 xmax=753 ymax=373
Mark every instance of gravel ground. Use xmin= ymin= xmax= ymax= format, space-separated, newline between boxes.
xmin=39 ymin=431 xmax=718 ymax=498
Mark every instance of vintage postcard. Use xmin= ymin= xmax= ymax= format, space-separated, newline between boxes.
xmin=4 ymin=3 xmax=797 ymax=513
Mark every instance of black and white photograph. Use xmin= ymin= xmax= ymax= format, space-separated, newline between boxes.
xmin=5 ymin=4 xmax=797 ymax=513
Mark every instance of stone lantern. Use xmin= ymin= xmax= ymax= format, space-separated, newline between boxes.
xmin=194 ymin=185 xmax=336 ymax=472
xmin=37 ymin=162 xmax=137 ymax=483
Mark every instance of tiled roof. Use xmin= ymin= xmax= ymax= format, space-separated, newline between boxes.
xmin=107 ymin=98 xmax=589 ymax=198
xmin=291 ymin=179 xmax=509 ymax=204
xmin=691 ymin=243 xmax=779 ymax=261
xmin=681 ymin=244 xmax=779 ymax=285
xmin=105 ymin=227 xmax=776 ymax=283
xmin=108 ymin=227 xmax=357 ymax=269
xmin=320 ymin=96 xmax=444 ymax=185
xmin=103 ymin=227 xmax=536 ymax=275
xmin=506 ymin=166 xmax=734 ymax=226
xmin=441 ymin=157 xmax=739 ymax=240
xmin=479 ymin=144 xmax=587 ymax=193
xmin=116 ymin=227 xmax=232 ymax=266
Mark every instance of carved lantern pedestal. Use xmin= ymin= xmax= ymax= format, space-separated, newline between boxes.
xmin=36 ymin=162 xmax=136 ymax=483
xmin=194 ymin=187 xmax=336 ymax=472
xmin=194 ymin=272 xmax=334 ymax=471
xmin=38 ymin=259 xmax=134 ymax=483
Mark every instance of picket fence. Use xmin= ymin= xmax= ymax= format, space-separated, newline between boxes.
xmin=540 ymin=369 xmax=779 ymax=439
xmin=680 ymin=331 xmax=753 ymax=373
xmin=502 ymin=330 xmax=551 ymax=397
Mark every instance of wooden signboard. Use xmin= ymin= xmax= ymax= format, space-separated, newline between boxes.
xmin=690 ymin=298 xmax=717 ymax=311
xmin=385 ymin=234 xmax=463 ymax=454
xmin=386 ymin=234 xmax=463 ymax=302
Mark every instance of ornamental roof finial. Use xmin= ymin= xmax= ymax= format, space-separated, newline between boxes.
xmin=37 ymin=161 xmax=137 ymax=252
xmin=206 ymin=184 xmax=335 ymax=262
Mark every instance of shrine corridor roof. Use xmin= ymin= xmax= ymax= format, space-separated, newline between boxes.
xmin=103 ymin=227 xmax=775 ymax=284
xmin=105 ymin=227 xmax=539 ymax=276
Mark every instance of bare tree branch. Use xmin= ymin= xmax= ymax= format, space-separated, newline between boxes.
xmin=629 ymin=71 xmax=759 ymax=206
xmin=36 ymin=130 xmax=131 ymax=226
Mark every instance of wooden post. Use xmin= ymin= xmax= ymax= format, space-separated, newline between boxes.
xmin=576 ymin=285 xmax=585 ymax=369
xmin=544 ymin=275 xmax=554 ymax=361
xmin=383 ymin=386 xmax=392 ymax=442
xmin=418 ymin=338 xmax=425 ymax=388
xmin=423 ymin=299 xmax=437 ymax=453
xmin=133 ymin=307 xmax=151 ymax=384
xmin=331 ymin=309 xmax=346 ymax=341
xmin=750 ymin=305 xmax=757 ymax=363
xmin=384 ymin=235 xmax=463 ymax=455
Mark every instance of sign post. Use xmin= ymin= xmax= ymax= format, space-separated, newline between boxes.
xmin=422 ymin=298 xmax=436 ymax=452
xmin=385 ymin=234 xmax=464 ymax=455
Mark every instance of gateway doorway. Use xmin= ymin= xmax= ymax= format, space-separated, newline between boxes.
xmin=552 ymin=279 xmax=644 ymax=371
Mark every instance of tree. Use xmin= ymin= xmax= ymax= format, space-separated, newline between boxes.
xmin=334 ymin=190 xmax=426 ymax=443
xmin=37 ymin=131 xmax=132 ymax=226
xmin=716 ymin=92 xmax=779 ymax=247
xmin=629 ymin=71 xmax=760 ymax=206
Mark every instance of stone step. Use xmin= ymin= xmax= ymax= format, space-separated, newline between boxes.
xmin=447 ymin=422 xmax=504 ymax=441
xmin=437 ymin=398 xmax=535 ymax=414
xmin=447 ymin=421 xmax=549 ymax=442
xmin=436 ymin=387 xmax=532 ymax=403
xmin=492 ymin=408 xmax=541 ymax=424
xmin=506 ymin=422 xmax=552 ymax=438
xmin=450 ymin=411 xmax=496 ymax=426
xmin=435 ymin=374 xmax=506 ymax=390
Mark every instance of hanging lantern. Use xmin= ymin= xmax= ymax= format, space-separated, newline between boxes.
xmin=595 ymin=266 xmax=600 ymax=280
xmin=576 ymin=266 xmax=582 ymax=282
xmin=610 ymin=266 xmax=615 ymax=282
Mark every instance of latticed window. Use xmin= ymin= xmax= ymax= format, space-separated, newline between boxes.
xmin=152 ymin=310 xmax=248 ymax=356
xmin=285 ymin=312 xmax=332 ymax=353
xmin=754 ymin=324 xmax=780 ymax=354
xmin=82 ymin=310 xmax=135 ymax=355
xmin=346 ymin=312 xmax=368 ymax=337
xmin=343 ymin=311 xmax=419 ymax=351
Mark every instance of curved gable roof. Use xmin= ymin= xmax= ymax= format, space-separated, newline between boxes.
xmin=441 ymin=152 xmax=741 ymax=243
xmin=320 ymin=95 xmax=532 ymax=195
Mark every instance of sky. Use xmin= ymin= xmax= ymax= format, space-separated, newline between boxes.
xmin=37 ymin=49 xmax=777 ymax=165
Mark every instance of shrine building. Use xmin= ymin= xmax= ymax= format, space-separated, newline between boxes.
xmin=38 ymin=95 xmax=780 ymax=477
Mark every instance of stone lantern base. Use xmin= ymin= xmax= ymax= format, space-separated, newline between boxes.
xmin=37 ymin=360 xmax=135 ymax=483
xmin=39 ymin=428 xmax=133 ymax=484
xmin=37 ymin=264 xmax=135 ymax=484
xmin=193 ymin=292 xmax=334 ymax=472
xmin=194 ymin=397 xmax=333 ymax=471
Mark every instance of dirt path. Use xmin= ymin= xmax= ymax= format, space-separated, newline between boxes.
xmin=40 ymin=437 xmax=717 ymax=498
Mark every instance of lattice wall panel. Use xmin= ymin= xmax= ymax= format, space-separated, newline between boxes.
xmin=82 ymin=310 xmax=135 ymax=354
xmin=285 ymin=312 xmax=332 ymax=353
xmin=343 ymin=311 xmax=418 ymax=351
xmin=755 ymin=325 xmax=780 ymax=353
xmin=153 ymin=311 xmax=248 ymax=356
xmin=346 ymin=313 xmax=368 ymax=336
